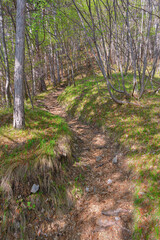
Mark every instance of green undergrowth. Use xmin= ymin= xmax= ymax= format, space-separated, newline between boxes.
xmin=0 ymin=106 xmax=72 ymax=193
xmin=0 ymin=89 xmax=74 ymax=239
xmin=59 ymin=74 xmax=160 ymax=240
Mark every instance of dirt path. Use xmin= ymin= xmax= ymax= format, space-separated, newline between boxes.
xmin=40 ymin=88 xmax=133 ymax=240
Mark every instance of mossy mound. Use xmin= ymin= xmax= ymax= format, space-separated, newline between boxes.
xmin=0 ymin=103 xmax=73 ymax=239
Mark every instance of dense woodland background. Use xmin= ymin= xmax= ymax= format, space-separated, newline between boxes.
xmin=0 ymin=0 xmax=160 ymax=239
xmin=0 ymin=0 xmax=159 ymax=127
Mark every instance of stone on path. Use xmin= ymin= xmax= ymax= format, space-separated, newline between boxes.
xmin=107 ymin=179 xmax=112 ymax=185
xmin=102 ymin=208 xmax=128 ymax=216
xmin=102 ymin=210 xmax=119 ymax=216
xmin=96 ymin=156 xmax=103 ymax=162
xmin=85 ymin=187 xmax=90 ymax=192
xmin=112 ymin=155 xmax=118 ymax=164
xmin=96 ymin=216 xmax=115 ymax=227
xmin=31 ymin=184 xmax=39 ymax=193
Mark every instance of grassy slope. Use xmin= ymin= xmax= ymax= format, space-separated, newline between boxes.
xmin=59 ymin=74 xmax=160 ymax=240
xmin=0 ymin=90 xmax=73 ymax=239
xmin=0 ymin=106 xmax=71 ymax=192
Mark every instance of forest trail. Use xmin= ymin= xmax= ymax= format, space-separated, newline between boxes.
xmin=38 ymin=87 xmax=133 ymax=240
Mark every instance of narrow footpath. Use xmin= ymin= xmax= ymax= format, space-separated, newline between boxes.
xmin=39 ymin=87 xmax=133 ymax=240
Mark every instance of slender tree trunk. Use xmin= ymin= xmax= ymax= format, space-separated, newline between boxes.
xmin=140 ymin=0 xmax=152 ymax=97
xmin=0 ymin=0 xmax=11 ymax=107
xmin=0 ymin=70 xmax=5 ymax=105
xmin=113 ymin=0 xmax=128 ymax=95
xmin=126 ymin=0 xmax=138 ymax=95
xmin=13 ymin=0 xmax=26 ymax=129
xmin=24 ymin=73 xmax=34 ymax=110
xmin=49 ymin=45 xmax=54 ymax=84
xmin=53 ymin=9 xmax=60 ymax=84
xmin=60 ymin=50 xmax=64 ymax=80
xmin=49 ymin=40 xmax=56 ymax=86
xmin=44 ymin=51 xmax=48 ymax=80
xmin=55 ymin=48 xmax=60 ymax=84
xmin=35 ymin=33 xmax=47 ymax=92
xmin=150 ymin=2 xmax=160 ymax=87
xmin=66 ymin=61 xmax=71 ymax=85
xmin=26 ymin=33 xmax=35 ymax=96
xmin=124 ymin=32 xmax=130 ymax=75
xmin=32 ymin=55 xmax=36 ymax=96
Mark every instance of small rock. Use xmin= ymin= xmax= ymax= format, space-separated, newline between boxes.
xmin=96 ymin=156 xmax=102 ymax=162
xmin=15 ymin=221 xmax=20 ymax=229
xmin=102 ymin=208 xmax=127 ymax=216
xmin=107 ymin=179 xmax=112 ymax=185
xmin=85 ymin=187 xmax=90 ymax=192
xmin=96 ymin=216 xmax=115 ymax=227
xmin=41 ymin=208 xmax=45 ymax=213
xmin=95 ymin=163 xmax=104 ymax=168
xmin=139 ymin=191 xmax=145 ymax=196
xmin=102 ymin=210 xmax=119 ymax=216
xmin=31 ymin=184 xmax=39 ymax=193
xmin=84 ymin=147 xmax=90 ymax=150
xmin=93 ymin=187 xmax=96 ymax=193
xmin=112 ymin=155 xmax=118 ymax=164
xmin=115 ymin=217 xmax=120 ymax=221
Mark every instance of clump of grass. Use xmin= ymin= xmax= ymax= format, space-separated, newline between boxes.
xmin=0 ymin=104 xmax=72 ymax=197
xmin=0 ymin=88 xmax=74 ymax=239
xmin=59 ymin=74 xmax=160 ymax=239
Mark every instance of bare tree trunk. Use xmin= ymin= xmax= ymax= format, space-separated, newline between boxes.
xmin=35 ymin=33 xmax=47 ymax=92
xmin=124 ymin=32 xmax=130 ymax=75
xmin=32 ymin=55 xmax=36 ymax=96
xmin=139 ymin=0 xmax=152 ymax=98
xmin=49 ymin=40 xmax=56 ymax=86
xmin=113 ymin=0 xmax=128 ymax=95
xmin=13 ymin=0 xmax=26 ymax=129
xmin=0 ymin=0 xmax=11 ymax=107
xmin=150 ymin=2 xmax=160 ymax=87
xmin=49 ymin=45 xmax=54 ymax=84
xmin=26 ymin=33 xmax=35 ymax=97
xmin=0 ymin=69 xmax=5 ymax=105
xmin=55 ymin=48 xmax=60 ymax=84
xmin=53 ymin=9 xmax=60 ymax=84
xmin=27 ymin=6 xmax=36 ymax=96
xmin=24 ymin=73 xmax=34 ymax=110
xmin=44 ymin=51 xmax=48 ymax=80
xmin=60 ymin=50 xmax=64 ymax=80
xmin=126 ymin=0 xmax=138 ymax=95
xmin=66 ymin=61 xmax=71 ymax=85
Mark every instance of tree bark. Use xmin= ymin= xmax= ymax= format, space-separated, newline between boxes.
xmin=13 ymin=0 xmax=26 ymax=129
xmin=140 ymin=0 xmax=152 ymax=98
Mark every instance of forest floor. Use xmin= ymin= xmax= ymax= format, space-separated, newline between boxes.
xmin=38 ymin=87 xmax=133 ymax=240
xmin=0 ymin=74 xmax=159 ymax=239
